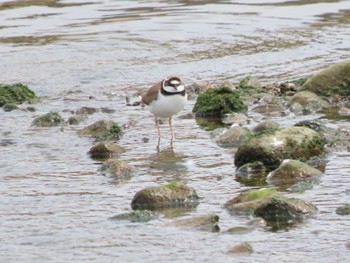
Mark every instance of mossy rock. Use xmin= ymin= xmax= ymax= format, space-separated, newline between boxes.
xmin=234 ymin=126 xmax=326 ymax=170
xmin=192 ymin=86 xmax=247 ymax=118
xmin=302 ymin=59 xmax=350 ymax=97
xmin=78 ymin=120 xmax=122 ymax=141
xmin=31 ymin=112 xmax=64 ymax=127
xmin=0 ymin=83 xmax=38 ymax=107
xmin=131 ymin=181 xmax=199 ymax=210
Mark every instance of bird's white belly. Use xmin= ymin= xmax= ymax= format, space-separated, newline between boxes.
xmin=149 ymin=93 xmax=187 ymax=118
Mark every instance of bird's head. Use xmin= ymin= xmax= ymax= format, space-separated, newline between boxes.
xmin=162 ymin=76 xmax=185 ymax=93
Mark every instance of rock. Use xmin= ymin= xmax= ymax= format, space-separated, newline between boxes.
xmin=225 ymin=188 xmax=279 ymax=213
xmin=302 ymin=59 xmax=350 ymax=97
xmin=287 ymin=91 xmax=330 ymax=114
xmin=234 ymin=126 xmax=326 ymax=170
xmin=235 ymin=161 xmax=269 ymax=187
xmin=75 ymin=106 xmax=98 ymax=115
xmin=251 ymin=102 xmax=286 ymax=116
xmin=100 ymin=159 xmax=133 ymax=182
xmin=0 ymin=83 xmax=38 ymax=107
xmin=78 ymin=120 xmax=122 ymax=141
xmin=31 ymin=112 xmax=65 ymax=127
xmin=131 ymin=181 xmax=199 ymax=210
xmin=88 ymin=142 xmax=126 ymax=161
xmin=335 ymin=204 xmax=350 ymax=216
xmin=218 ymin=80 xmax=236 ymax=90
xmin=294 ymin=120 xmax=350 ymax=151
xmin=252 ymin=121 xmax=280 ymax=133
xmin=67 ymin=115 xmax=87 ymax=125
xmin=3 ymin=103 xmax=18 ymax=112
xmin=225 ymin=226 xmax=252 ymax=235
xmin=222 ymin=112 xmax=248 ymax=125
xmin=192 ymin=86 xmax=247 ymax=118
xmin=338 ymin=107 xmax=350 ymax=116
xmin=267 ymin=159 xmax=323 ymax=188
xmin=239 ymin=76 xmax=262 ymax=89
xmin=167 ymin=214 xmax=220 ymax=232
xmin=227 ymin=242 xmax=253 ymax=255
xmin=109 ymin=210 xmax=160 ymax=222
xmin=253 ymin=197 xmax=318 ymax=228
xmin=215 ymin=125 xmax=250 ymax=147
xmin=225 ymin=188 xmax=317 ymax=228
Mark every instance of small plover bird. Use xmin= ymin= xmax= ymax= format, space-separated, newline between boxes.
xmin=141 ymin=76 xmax=187 ymax=146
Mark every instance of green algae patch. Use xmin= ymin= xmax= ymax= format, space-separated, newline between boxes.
xmin=162 ymin=181 xmax=183 ymax=190
xmin=245 ymin=188 xmax=279 ymax=202
xmin=0 ymin=83 xmax=38 ymax=107
xmin=192 ymin=86 xmax=247 ymax=118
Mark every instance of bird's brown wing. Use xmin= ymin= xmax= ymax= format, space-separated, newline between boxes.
xmin=141 ymin=81 xmax=161 ymax=105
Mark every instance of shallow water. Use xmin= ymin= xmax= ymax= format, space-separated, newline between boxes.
xmin=1 ymin=0 xmax=350 ymax=262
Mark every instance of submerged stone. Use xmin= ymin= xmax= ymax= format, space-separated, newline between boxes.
xmin=227 ymin=242 xmax=253 ymax=255
xmin=167 ymin=214 xmax=220 ymax=232
xmin=78 ymin=120 xmax=122 ymax=141
xmin=131 ymin=181 xmax=199 ymax=210
xmin=235 ymin=161 xmax=268 ymax=187
xmin=109 ymin=210 xmax=160 ymax=222
xmin=192 ymin=86 xmax=247 ymax=118
xmin=100 ymin=159 xmax=133 ymax=183
xmin=0 ymin=83 xmax=38 ymax=107
xmin=215 ymin=125 xmax=250 ymax=147
xmin=335 ymin=204 xmax=350 ymax=216
xmin=302 ymin=59 xmax=350 ymax=97
xmin=31 ymin=112 xmax=64 ymax=127
xmin=234 ymin=126 xmax=326 ymax=170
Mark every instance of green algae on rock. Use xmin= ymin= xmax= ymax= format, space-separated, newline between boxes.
xmin=78 ymin=120 xmax=122 ymax=141
xmin=234 ymin=126 xmax=326 ymax=170
xmin=131 ymin=181 xmax=199 ymax=210
xmin=192 ymin=86 xmax=247 ymax=118
xmin=31 ymin=112 xmax=64 ymax=127
xmin=302 ymin=59 xmax=350 ymax=97
xmin=0 ymin=83 xmax=38 ymax=107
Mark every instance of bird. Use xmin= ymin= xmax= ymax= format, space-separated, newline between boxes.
xmin=141 ymin=76 xmax=187 ymax=146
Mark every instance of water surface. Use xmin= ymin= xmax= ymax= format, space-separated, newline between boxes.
xmin=1 ymin=0 xmax=350 ymax=262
